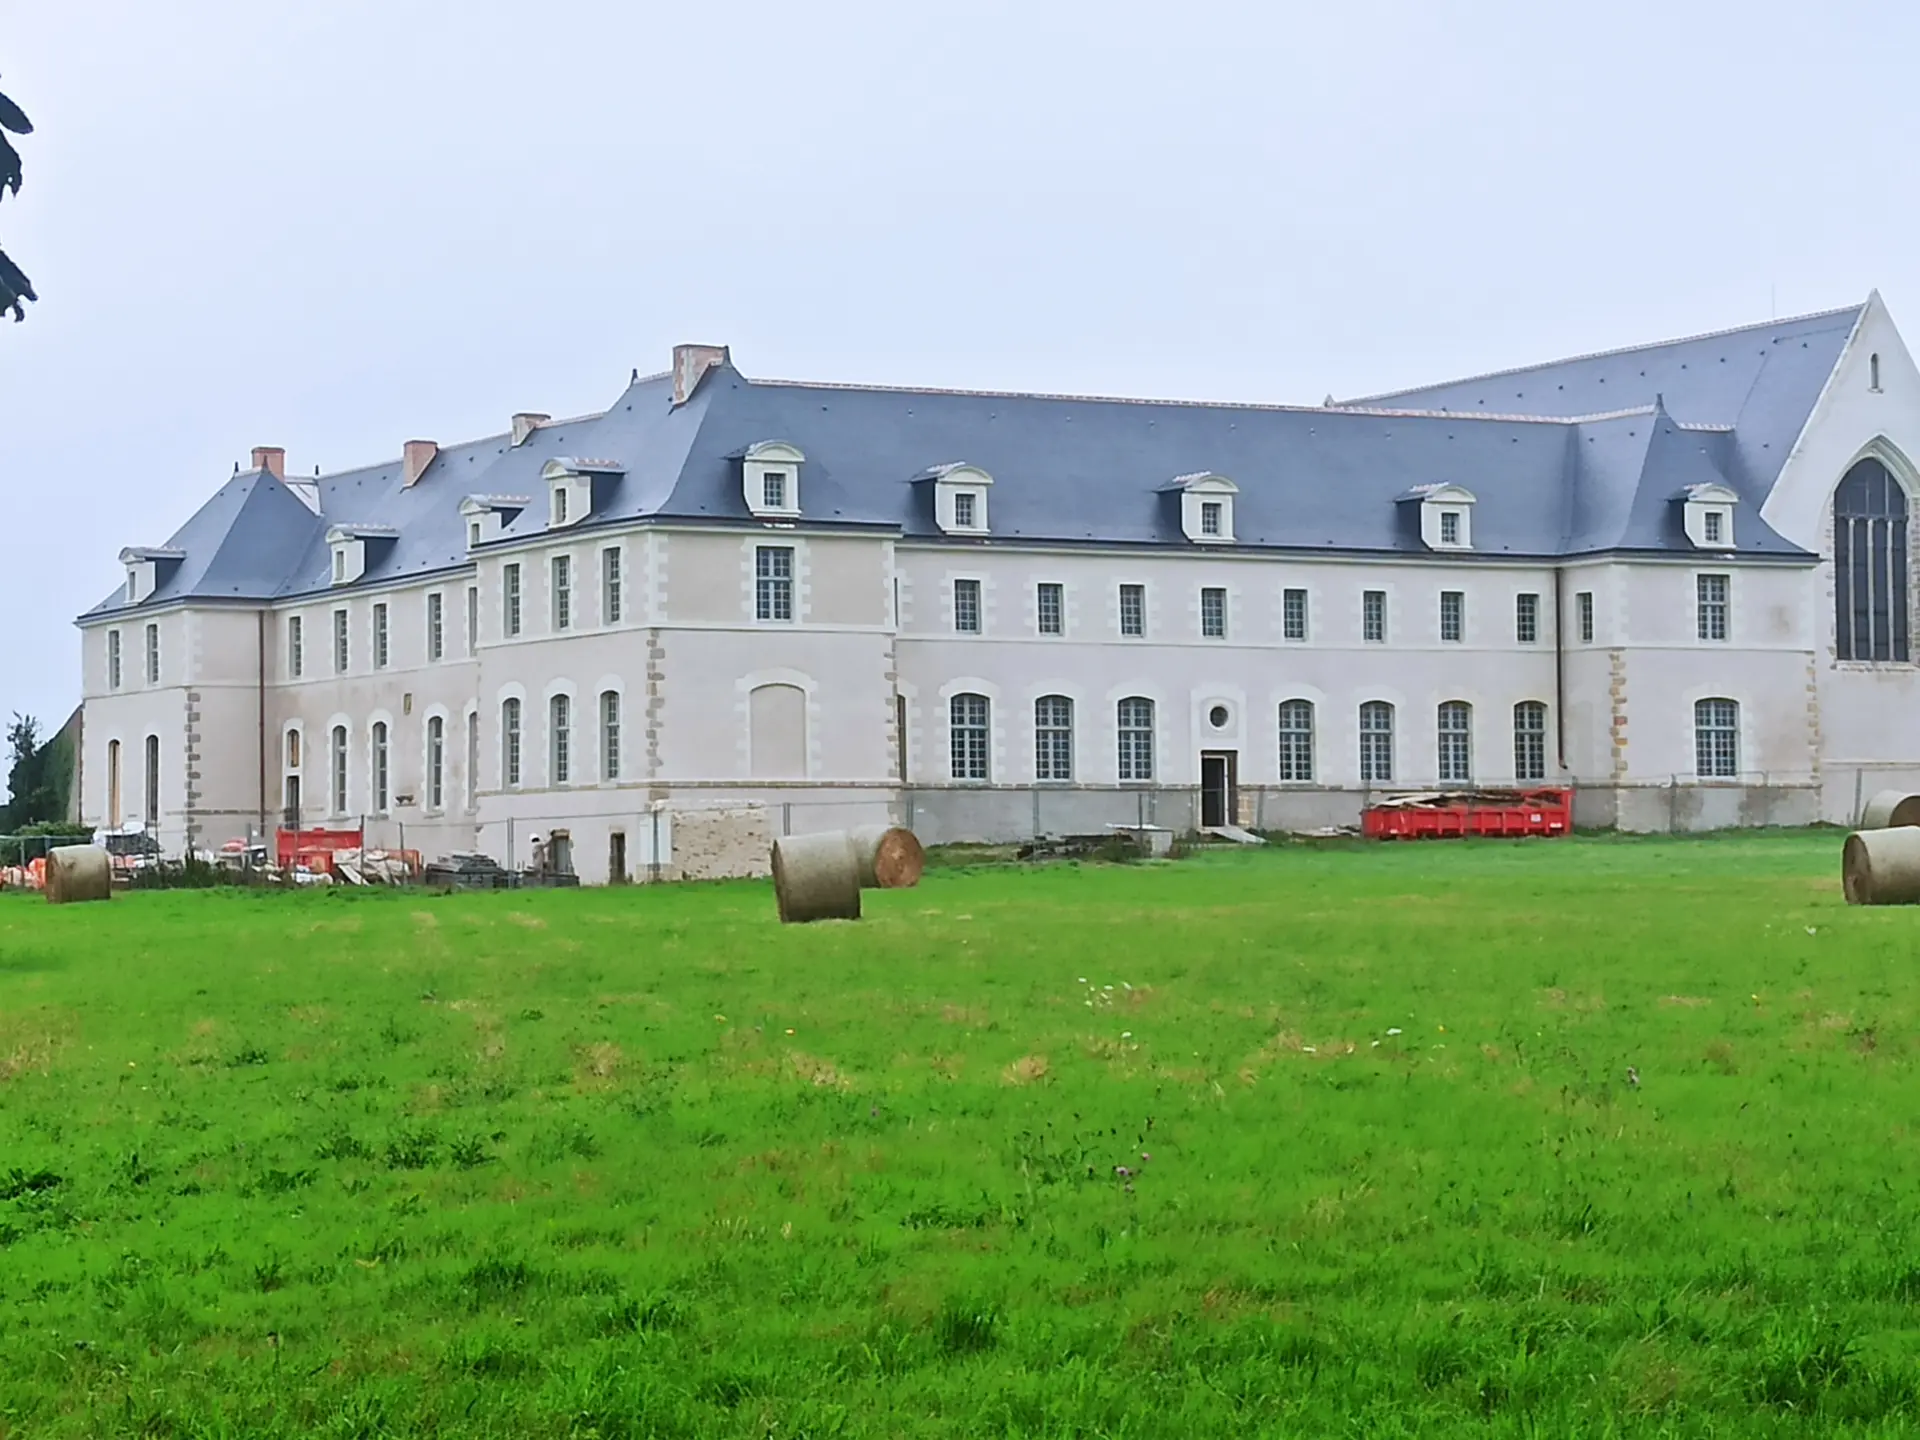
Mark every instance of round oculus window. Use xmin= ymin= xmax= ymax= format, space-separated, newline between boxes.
xmin=1208 ymin=704 xmax=1230 ymax=729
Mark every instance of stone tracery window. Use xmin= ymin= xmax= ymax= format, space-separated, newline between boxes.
xmin=1835 ymin=458 xmax=1909 ymax=662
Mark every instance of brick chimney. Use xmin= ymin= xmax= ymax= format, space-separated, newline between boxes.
xmin=672 ymin=343 xmax=730 ymax=406
xmin=250 ymin=446 xmax=286 ymax=479
xmin=401 ymin=439 xmax=439 ymax=487
xmin=510 ymin=412 xmax=550 ymax=447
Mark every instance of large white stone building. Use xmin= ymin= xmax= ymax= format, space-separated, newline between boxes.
xmin=75 ymin=297 xmax=1920 ymax=880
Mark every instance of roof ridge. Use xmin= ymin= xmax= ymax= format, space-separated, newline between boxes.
xmin=1337 ymin=300 xmax=1866 ymax=406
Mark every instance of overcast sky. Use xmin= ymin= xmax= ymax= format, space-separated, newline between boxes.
xmin=1 ymin=0 xmax=1912 ymax=756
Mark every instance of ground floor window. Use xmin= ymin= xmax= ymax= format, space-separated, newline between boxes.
xmin=1437 ymin=701 xmax=1472 ymax=783
xmin=950 ymin=693 xmax=989 ymax=781
xmin=1359 ymin=701 xmax=1393 ymax=783
xmin=1695 ymin=698 xmax=1738 ymax=778
xmin=1513 ymin=701 xmax=1547 ymax=782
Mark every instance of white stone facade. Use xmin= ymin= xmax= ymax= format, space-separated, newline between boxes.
xmin=75 ymin=298 xmax=1920 ymax=875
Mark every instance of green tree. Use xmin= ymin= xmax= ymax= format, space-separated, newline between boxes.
xmin=0 ymin=75 xmax=35 ymax=321
xmin=3 ymin=713 xmax=59 ymax=830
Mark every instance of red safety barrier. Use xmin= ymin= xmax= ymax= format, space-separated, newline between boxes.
xmin=1362 ymin=788 xmax=1572 ymax=840
xmin=276 ymin=826 xmax=364 ymax=873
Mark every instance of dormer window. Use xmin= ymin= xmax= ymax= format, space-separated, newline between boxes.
xmin=741 ymin=441 xmax=805 ymax=519
xmin=1159 ymin=473 xmax=1237 ymax=544
xmin=1399 ymin=484 xmax=1476 ymax=551
xmin=914 ymin=463 xmax=994 ymax=535
xmin=461 ymin=494 xmax=530 ymax=547
xmin=118 ymin=546 xmax=184 ymax=605
xmin=1676 ymin=482 xmax=1737 ymax=550
xmin=541 ymin=458 xmax=622 ymax=530
xmin=325 ymin=524 xmax=397 ymax=584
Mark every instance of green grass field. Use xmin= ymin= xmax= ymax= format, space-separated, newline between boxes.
xmin=4 ymin=832 xmax=1920 ymax=1437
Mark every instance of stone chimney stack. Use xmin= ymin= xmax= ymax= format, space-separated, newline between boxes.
xmin=672 ymin=343 xmax=730 ymax=406
xmin=250 ymin=446 xmax=286 ymax=480
xmin=511 ymin=412 xmax=550 ymax=447
xmin=401 ymin=439 xmax=439 ymax=487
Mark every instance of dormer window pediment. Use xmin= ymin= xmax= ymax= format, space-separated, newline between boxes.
xmin=740 ymin=440 xmax=805 ymax=518
xmin=1675 ymin=482 xmax=1738 ymax=550
xmin=913 ymin=462 xmax=994 ymax=535
xmin=1159 ymin=473 xmax=1237 ymax=544
xmin=1399 ymin=483 xmax=1476 ymax=551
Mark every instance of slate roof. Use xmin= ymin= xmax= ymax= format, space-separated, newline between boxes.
xmin=85 ymin=305 xmax=1856 ymax=620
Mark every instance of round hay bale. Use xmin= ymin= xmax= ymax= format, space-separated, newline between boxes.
xmin=46 ymin=845 xmax=112 ymax=905
xmin=1842 ymin=827 xmax=1920 ymax=905
xmin=848 ymin=824 xmax=926 ymax=889
xmin=771 ymin=831 xmax=862 ymax=923
xmin=1860 ymin=789 xmax=1920 ymax=830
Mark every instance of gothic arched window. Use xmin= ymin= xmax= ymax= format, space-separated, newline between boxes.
xmin=1835 ymin=458 xmax=1909 ymax=662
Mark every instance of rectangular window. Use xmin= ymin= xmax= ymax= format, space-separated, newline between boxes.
xmin=552 ymin=556 xmax=572 ymax=631
xmin=426 ymin=592 xmax=445 ymax=661
xmin=756 ymin=546 xmax=794 ymax=621
xmin=1036 ymin=582 xmax=1064 ymax=636
xmin=332 ymin=549 xmax=345 ymax=583
xmin=1278 ymin=699 xmax=1314 ymax=782
xmin=1363 ymin=589 xmax=1386 ymax=643
xmin=954 ymin=492 xmax=977 ymax=528
xmin=1034 ymin=695 xmax=1073 ymax=781
xmin=602 ymin=547 xmax=622 ymax=624
xmin=1577 ymin=591 xmax=1594 ymax=644
xmin=465 ymin=586 xmax=478 ymax=655
xmin=1284 ymin=587 xmax=1308 ymax=641
xmin=373 ymin=602 xmax=389 ymax=668
xmin=550 ymin=694 xmax=571 ymax=784
xmin=1359 ymin=701 xmax=1394 ymax=783
xmin=1437 ymin=701 xmax=1473 ymax=783
xmin=1119 ymin=583 xmax=1145 ymax=637
xmin=1513 ymin=702 xmax=1548 ymax=782
xmin=553 ymin=487 xmax=569 ymax=526
xmin=1704 ymin=510 xmax=1724 ymax=545
xmin=1200 ymin=501 xmax=1222 ymax=536
xmin=1201 ymin=586 xmax=1227 ymax=638
xmin=1696 ymin=698 xmax=1739 ymax=778
xmin=1515 ymin=592 xmax=1539 ymax=644
xmin=107 ymin=630 xmax=122 ymax=690
xmin=1117 ymin=697 xmax=1155 ymax=781
xmin=144 ymin=623 xmax=160 ymax=685
xmin=763 ymin=471 xmax=787 ymax=510
xmin=333 ymin=608 xmax=349 ymax=673
xmin=1440 ymin=590 xmax=1464 ymax=643
xmin=288 ymin=615 xmax=304 ymax=678
xmin=601 ymin=691 xmax=621 ymax=781
xmin=1697 ymin=574 xmax=1729 ymax=641
xmin=504 ymin=564 xmax=523 ymax=637
xmin=954 ymin=578 xmax=982 ymax=634
xmin=949 ymin=693 xmax=990 ymax=781
xmin=1440 ymin=511 xmax=1461 ymax=546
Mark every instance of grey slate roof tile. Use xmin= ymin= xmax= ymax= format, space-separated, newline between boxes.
xmin=87 ymin=307 xmax=1849 ymax=620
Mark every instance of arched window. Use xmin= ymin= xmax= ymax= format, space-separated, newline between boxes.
xmin=330 ymin=724 xmax=348 ymax=816
xmin=1871 ymin=353 xmax=1882 ymax=391
xmin=106 ymin=739 xmax=122 ymax=827
xmin=1034 ymin=695 xmax=1073 ymax=781
xmin=1437 ymin=701 xmax=1472 ymax=783
xmin=371 ymin=722 xmax=389 ymax=813
xmin=1835 ymin=458 xmax=1909 ymax=661
xmin=600 ymin=691 xmax=621 ymax=781
xmin=501 ymin=699 xmax=522 ymax=787
xmin=1359 ymin=701 xmax=1394 ymax=783
xmin=1277 ymin=699 xmax=1314 ymax=782
xmin=1513 ymin=701 xmax=1548 ymax=782
xmin=549 ymin=695 xmax=571 ymax=784
xmin=426 ymin=716 xmax=445 ymax=809
xmin=1116 ymin=697 xmax=1155 ymax=782
xmin=1695 ymin=698 xmax=1739 ymax=778
xmin=144 ymin=734 xmax=160 ymax=823
xmin=950 ymin=693 xmax=990 ymax=781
